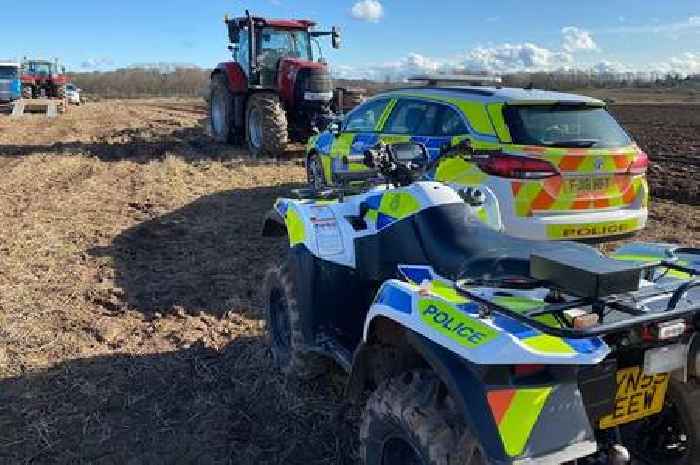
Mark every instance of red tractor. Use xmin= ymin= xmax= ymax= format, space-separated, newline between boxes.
xmin=209 ymin=11 xmax=341 ymax=157
xmin=21 ymin=59 xmax=69 ymax=100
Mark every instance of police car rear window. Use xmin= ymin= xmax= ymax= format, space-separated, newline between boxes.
xmin=503 ymin=106 xmax=632 ymax=149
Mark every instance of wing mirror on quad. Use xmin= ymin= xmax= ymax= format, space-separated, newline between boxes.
xmin=332 ymin=26 xmax=342 ymax=49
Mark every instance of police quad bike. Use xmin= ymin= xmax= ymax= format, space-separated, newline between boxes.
xmin=261 ymin=140 xmax=700 ymax=465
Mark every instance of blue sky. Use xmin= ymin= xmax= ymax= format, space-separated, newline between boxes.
xmin=2 ymin=0 xmax=698 ymax=77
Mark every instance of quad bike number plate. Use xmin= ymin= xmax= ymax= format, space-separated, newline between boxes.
xmin=599 ymin=366 xmax=670 ymax=429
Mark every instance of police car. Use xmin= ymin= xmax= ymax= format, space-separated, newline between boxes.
xmin=305 ymin=76 xmax=648 ymax=242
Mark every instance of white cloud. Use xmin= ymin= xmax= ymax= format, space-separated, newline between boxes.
xmin=350 ymin=0 xmax=384 ymax=23
xmin=80 ymin=57 xmax=114 ymax=70
xmin=562 ymin=26 xmax=598 ymax=52
xmin=604 ymin=15 xmax=700 ymax=36
xmin=461 ymin=43 xmax=573 ymax=73
xmin=653 ymin=52 xmax=700 ymax=76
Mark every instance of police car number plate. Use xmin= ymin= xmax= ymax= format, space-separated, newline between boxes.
xmin=564 ymin=176 xmax=612 ymax=194
xmin=599 ymin=366 xmax=670 ymax=429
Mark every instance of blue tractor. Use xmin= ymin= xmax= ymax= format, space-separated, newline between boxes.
xmin=0 ymin=61 xmax=22 ymax=103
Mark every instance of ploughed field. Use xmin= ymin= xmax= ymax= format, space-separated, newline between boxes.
xmin=0 ymin=98 xmax=697 ymax=464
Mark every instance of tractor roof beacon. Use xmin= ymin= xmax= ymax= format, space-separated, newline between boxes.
xmin=209 ymin=10 xmax=342 ymax=158
xmin=262 ymin=141 xmax=700 ymax=465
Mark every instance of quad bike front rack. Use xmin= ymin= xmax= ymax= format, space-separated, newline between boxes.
xmin=455 ymin=261 xmax=700 ymax=339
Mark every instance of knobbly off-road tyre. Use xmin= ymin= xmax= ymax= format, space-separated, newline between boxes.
xmin=626 ymin=379 xmax=700 ymax=465
xmin=22 ymin=85 xmax=32 ymax=99
xmin=263 ymin=259 xmax=329 ymax=380
xmin=246 ymin=92 xmax=288 ymax=158
xmin=360 ymin=370 xmax=485 ymax=465
xmin=56 ymin=84 xmax=66 ymax=100
xmin=209 ymin=73 xmax=237 ymax=144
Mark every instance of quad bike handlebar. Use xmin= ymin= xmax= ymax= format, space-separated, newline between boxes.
xmin=363 ymin=141 xmax=430 ymax=187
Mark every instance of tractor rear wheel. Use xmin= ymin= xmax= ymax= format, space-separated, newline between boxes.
xmin=246 ymin=92 xmax=288 ymax=158
xmin=209 ymin=73 xmax=237 ymax=144
xmin=361 ymin=370 xmax=485 ymax=465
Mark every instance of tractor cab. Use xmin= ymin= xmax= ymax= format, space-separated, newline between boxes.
xmin=225 ymin=14 xmax=339 ymax=88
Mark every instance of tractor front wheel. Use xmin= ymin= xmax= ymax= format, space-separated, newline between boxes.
xmin=56 ymin=84 xmax=66 ymax=100
xmin=22 ymin=85 xmax=32 ymax=99
xmin=246 ymin=92 xmax=288 ymax=158
xmin=361 ymin=370 xmax=485 ymax=465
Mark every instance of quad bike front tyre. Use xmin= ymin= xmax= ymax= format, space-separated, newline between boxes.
xmin=361 ymin=370 xmax=485 ymax=465
xmin=209 ymin=73 xmax=237 ymax=144
xmin=625 ymin=379 xmax=700 ymax=465
xmin=263 ymin=259 xmax=329 ymax=379
xmin=246 ymin=92 xmax=288 ymax=158
xmin=307 ymin=152 xmax=327 ymax=190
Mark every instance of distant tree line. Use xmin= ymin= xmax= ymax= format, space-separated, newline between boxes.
xmin=70 ymin=66 xmax=699 ymax=99
xmin=71 ymin=67 xmax=210 ymax=98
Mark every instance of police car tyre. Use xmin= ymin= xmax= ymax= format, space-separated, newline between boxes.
xmin=361 ymin=370 xmax=485 ymax=465
xmin=263 ymin=260 xmax=330 ymax=379
xmin=209 ymin=73 xmax=236 ymax=144
xmin=246 ymin=92 xmax=288 ymax=158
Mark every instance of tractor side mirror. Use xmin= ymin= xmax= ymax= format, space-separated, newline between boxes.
xmin=331 ymin=26 xmax=342 ymax=49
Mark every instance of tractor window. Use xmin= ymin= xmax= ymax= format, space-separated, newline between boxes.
xmin=343 ymin=98 xmax=391 ymax=133
xmin=27 ymin=63 xmax=51 ymax=75
xmin=384 ymin=99 xmax=469 ymax=136
xmin=238 ymin=26 xmax=250 ymax=77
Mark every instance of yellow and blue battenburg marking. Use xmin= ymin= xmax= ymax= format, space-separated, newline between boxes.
xmin=392 ymin=265 xmax=604 ymax=356
xmin=363 ymin=192 xmax=422 ymax=230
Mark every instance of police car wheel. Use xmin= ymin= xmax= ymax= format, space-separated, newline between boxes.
xmin=263 ymin=259 xmax=329 ymax=379
xmin=626 ymin=379 xmax=700 ymax=465
xmin=360 ymin=370 xmax=485 ymax=465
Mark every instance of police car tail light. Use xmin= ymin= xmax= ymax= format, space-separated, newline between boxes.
xmin=476 ymin=153 xmax=558 ymax=179
xmin=627 ymin=151 xmax=649 ymax=175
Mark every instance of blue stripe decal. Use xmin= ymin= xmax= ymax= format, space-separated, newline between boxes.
xmin=397 ymin=266 xmax=434 ymax=285
xmin=365 ymin=194 xmax=383 ymax=210
xmin=376 ymin=213 xmax=396 ymax=229
xmin=375 ymin=285 xmax=413 ymax=314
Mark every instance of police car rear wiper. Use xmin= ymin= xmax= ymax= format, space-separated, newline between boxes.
xmin=542 ymin=139 xmax=599 ymax=148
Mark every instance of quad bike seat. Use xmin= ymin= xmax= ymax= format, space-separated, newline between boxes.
xmin=356 ymin=203 xmax=621 ymax=289
xmin=412 ymin=203 xmax=606 ymax=280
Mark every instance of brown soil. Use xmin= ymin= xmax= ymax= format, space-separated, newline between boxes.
xmin=0 ymin=98 xmax=697 ymax=465
xmin=609 ymin=104 xmax=699 ymax=205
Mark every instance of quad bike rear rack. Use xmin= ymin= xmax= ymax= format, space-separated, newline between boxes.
xmin=455 ymin=261 xmax=700 ymax=339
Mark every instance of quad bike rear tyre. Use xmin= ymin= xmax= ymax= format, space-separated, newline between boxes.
xmin=360 ymin=370 xmax=485 ymax=465
xmin=209 ymin=73 xmax=237 ymax=144
xmin=307 ymin=152 xmax=327 ymax=190
xmin=263 ymin=259 xmax=330 ymax=379
xmin=625 ymin=379 xmax=700 ymax=465
xmin=246 ymin=92 xmax=288 ymax=158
